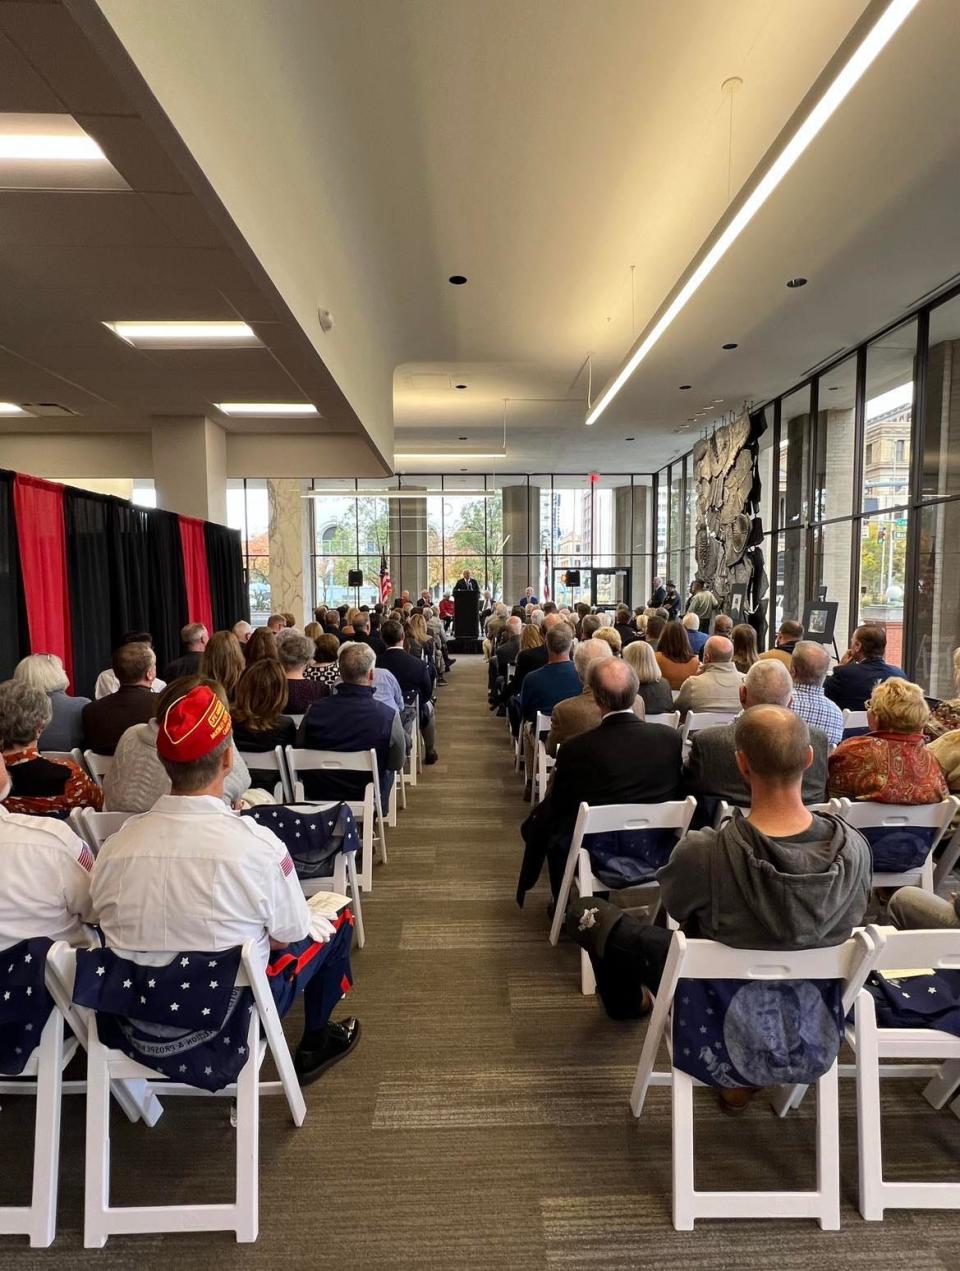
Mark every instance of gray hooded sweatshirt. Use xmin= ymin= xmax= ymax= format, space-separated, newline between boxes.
xmin=656 ymin=812 xmax=871 ymax=950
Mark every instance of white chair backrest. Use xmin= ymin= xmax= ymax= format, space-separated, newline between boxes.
xmin=76 ymin=810 xmax=133 ymax=854
xmin=240 ymin=746 xmax=292 ymax=802
xmin=838 ymin=797 xmax=958 ymax=843
xmin=681 ymin=711 xmax=738 ymax=743
xmin=646 ymin=711 xmax=680 ymax=729
xmin=82 ymin=750 xmax=113 ymax=785
xmin=38 ymin=746 xmax=86 ymax=770
xmin=288 ymin=714 xmax=304 ymax=729
xmin=715 ymin=798 xmax=844 ymax=830
xmin=841 ymin=709 xmax=869 ymax=731
xmin=572 ymin=796 xmax=697 ymax=844
xmin=534 ymin=710 xmax=551 ymax=737
xmin=868 ymin=925 xmax=960 ymax=976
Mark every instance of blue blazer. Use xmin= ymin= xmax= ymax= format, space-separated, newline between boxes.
xmin=297 ymin=683 xmax=396 ymax=803
xmin=823 ymin=657 xmax=906 ymax=713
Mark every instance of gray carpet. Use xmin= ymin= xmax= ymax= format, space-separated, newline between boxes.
xmin=1 ymin=654 xmax=959 ymax=1267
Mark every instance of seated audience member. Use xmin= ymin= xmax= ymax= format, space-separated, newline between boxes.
xmin=926 ymin=648 xmax=960 ymax=739
xmin=505 ymin=614 xmax=560 ymax=729
xmin=405 ymin=611 xmax=436 ymax=666
xmin=731 ymin=622 xmax=759 ymax=674
xmin=685 ymin=659 xmax=829 ymax=808
xmin=278 ymin=634 xmax=331 ymax=714
xmin=0 ymin=752 xmax=97 ymax=946
xmin=888 ymin=873 xmax=960 ymax=929
xmin=685 ymin=579 xmax=717 ymax=623
xmin=94 ymin=631 xmax=167 ymax=700
xmin=104 ymin=676 xmax=251 ymax=812
xmin=199 ymin=630 xmax=246 ymax=703
xmin=378 ymin=619 xmax=439 ymax=763
xmin=92 ymin=685 xmax=359 ymax=1082
xmin=579 ymin=613 xmax=602 ymax=642
xmin=712 ymin=613 xmax=733 ymax=639
xmin=82 ymin=642 xmax=159 ymax=756
xmin=574 ymin=708 xmax=871 ymax=1042
xmin=489 ymin=615 xmax=523 ymax=701
xmin=232 ymin=620 xmax=253 ymax=647
xmin=231 ymin=660 xmax=297 ymax=788
xmin=547 ymin=638 xmax=647 ymax=755
xmin=928 ymin=727 xmax=960 ymax=799
xmin=593 ymin=626 xmax=623 ymax=657
xmin=423 ymin=606 xmax=455 ymax=673
xmin=634 ymin=613 xmax=649 ymax=640
xmin=163 ymin=622 xmax=210 ymax=682
xmin=518 ymin=660 xmax=683 ymax=903
xmin=352 ymin=611 xmax=386 ymax=659
xmin=335 ymin=643 xmax=404 ymax=717
xmin=246 ymin=627 xmax=280 ymax=664
xmin=675 ymin=636 xmax=744 ymax=715
xmin=266 ymin=613 xmax=286 ymax=634
xmin=622 ymin=640 xmax=675 ymax=714
xmin=306 ymin=633 xmax=342 ymax=687
xmin=828 ymin=678 xmax=948 ymax=805
xmin=654 ymin=620 xmax=700 ymax=690
xmin=0 ymin=682 xmax=102 ymax=814
xmin=282 ymin=612 xmax=296 ymax=628
xmin=790 ymin=640 xmax=844 ymax=749
xmin=663 ymin=581 xmax=681 ymax=619
xmin=299 ymin=642 xmax=405 ymax=805
xmin=681 ymin=612 xmax=708 ymax=658
xmin=644 ymin=613 xmax=665 ymax=650
xmin=439 ymin=592 xmax=455 ymax=629
xmin=613 ymin=607 xmax=639 ymax=648
xmin=824 ymin=623 xmax=906 ymax=712
xmin=14 ymin=653 xmax=89 ymax=752
xmin=518 ymin=624 xmax=581 ymax=724
xmin=760 ymin=619 xmax=804 ymax=668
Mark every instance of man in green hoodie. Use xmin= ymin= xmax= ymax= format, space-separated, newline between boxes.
xmin=569 ymin=705 xmax=871 ymax=1017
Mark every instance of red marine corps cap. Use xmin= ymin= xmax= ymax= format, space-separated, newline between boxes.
xmin=157 ymin=685 xmax=232 ymax=762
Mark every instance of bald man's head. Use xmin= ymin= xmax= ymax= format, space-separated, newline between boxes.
xmin=742 ymin=658 xmax=793 ymax=708
xmin=735 ymin=704 xmax=812 ymax=783
xmin=791 ymin=640 xmax=831 ymax=686
xmin=542 ymin=612 xmax=563 ymax=632
xmin=592 ymin=658 xmax=639 ymax=714
xmin=713 ymin=614 xmax=733 ymax=637
xmin=704 ymin=635 xmax=733 ymax=664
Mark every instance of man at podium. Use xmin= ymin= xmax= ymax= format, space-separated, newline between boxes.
xmin=452 ymin=570 xmax=481 ymax=643
xmin=453 ymin=569 xmax=480 ymax=594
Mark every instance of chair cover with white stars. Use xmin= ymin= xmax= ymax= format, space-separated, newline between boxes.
xmin=859 ymin=825 xmax=939 ymax=874
xmin=0 ymin=937 xmax=55 ymax=1075
xmin=671 ymin=977 xmax=845 ymax=1089
xmin=866 ymin=968 xmax=960 ymax=1034
xmin=73 ymin=946 xmax=249 ymax=1092
xmin=584 ymin=828 xmax=681 ymax=889
xmin=241 ymin=802 xmax=361 ymax=881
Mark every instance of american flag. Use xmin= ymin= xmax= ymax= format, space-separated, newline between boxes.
xmin=379 ymin=549 xmax=392 ymax=603
xmin=542 ymin=548 xmax=550 ymax=602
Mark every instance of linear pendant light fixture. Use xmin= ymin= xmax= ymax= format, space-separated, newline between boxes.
xmin=585 ymin=0 xmax=922 ymax=428
xmin=394 ymin=451 xmax=507 ymax=461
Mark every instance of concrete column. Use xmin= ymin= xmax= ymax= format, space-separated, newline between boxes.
xmin=389 ymin=491 xmax=427 ymax=597
xmin=818 ymin=407 xmax=855 ymax=648
xmin=615 ymin=483 xmax=649 ymax=607
xmin=267 ymin=479 xmax=310 ymax=624
xmin=502 ymin=484 xmax=540 ymax=604
xmin=151 ymin=416 xmax=227 ymax=523
xmin=781 ymin=412 xmax=809 ymax=626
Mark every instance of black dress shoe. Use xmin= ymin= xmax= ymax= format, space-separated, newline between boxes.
xmin=294 ymin=1018 xmax=361 ymax=1086
xmin=447 ymin=657 xmax=457 ymax=666
xmin=424 ymin=751 xmax=439 ymax=765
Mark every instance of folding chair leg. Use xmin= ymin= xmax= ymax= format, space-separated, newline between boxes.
xmin=398 ymin=765 xmax=407 ymax=810
xmin=672 ymin=1069 xmax=695 ymax=1231
xmin=815 ymin=1064 xmax=841 ymax=1231
xmin=855 ymin=996 xmax=885 ymax=1221
xmin=346 ymin=854 xmax=366 ymax=949
xmin=387 ymin=777 xmax=398 ymax=828
xmin=577 ymin=854 xmax=596 ymax=996
xmin=923 ymin=1057 xmax=960 ymax=1110
xmin=83 ymin=1028 xmax=112 ymax=1249
xmin=28 ymin=1012 xmax=63 ymax=1247
xmin=233 ymin=1025 xmax=259 ymax=1243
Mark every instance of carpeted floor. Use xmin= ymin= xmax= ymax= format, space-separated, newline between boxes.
xmin=2 ymin=654 xmax=960 ymax=1268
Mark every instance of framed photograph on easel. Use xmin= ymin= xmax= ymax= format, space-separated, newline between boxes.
xmin=727 ymin=584 xmax=748 ymax=624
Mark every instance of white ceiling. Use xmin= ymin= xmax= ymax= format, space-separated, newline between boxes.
xmin=5 ymin=0 xmax=960 ymax=479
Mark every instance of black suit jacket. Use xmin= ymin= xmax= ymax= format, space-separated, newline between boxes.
xmin=512 ymin=644 xmax=548 ymax=691
xmin=614 ymin=622 xmax=639 ymax=647
xmin=378 ymin=646 xmax=432 ymax=718
xmin=453 ymin=578 xmax=480 ymax=592
xmin=353 ymin=630 xmax=386 ymax=658
xmin=496 ymin=635 xmax=521 ymax=673
xmin=81 ymin=685 xmax=157 ymax=756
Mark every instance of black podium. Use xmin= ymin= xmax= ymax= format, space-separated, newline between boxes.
xmin=452 ymin=590 xmax=481 ymax=651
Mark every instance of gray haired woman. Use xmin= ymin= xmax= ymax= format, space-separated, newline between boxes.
xmin=277 ymin=633 xmax=330 ymax=715
xmin=13 ymin=653 xmax=90 ymax=752
xmin=0 ymin=680 xmax=102 ymax=814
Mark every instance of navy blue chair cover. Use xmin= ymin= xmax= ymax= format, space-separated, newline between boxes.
xmin=0 ymin=937 xmax=55 ymax=1075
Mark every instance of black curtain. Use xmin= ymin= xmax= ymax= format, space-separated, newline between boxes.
xmin=64 ymin=489 xmax=114 ymax=699
xmin=0 ymin=469 xmax=28 ymax=679
xmin=146 ymin=508 xmax=187 ymax=674
xmin=108 ymin=500 xmax=151 ymax=640
xmin=204 ymin=521 xmax=248 ymax=630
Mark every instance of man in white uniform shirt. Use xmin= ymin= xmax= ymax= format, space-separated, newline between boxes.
xmin=0 ymin=754 xmax=96 ymax=946
xmin=90 ymin=685 xmax=360 ymax=1085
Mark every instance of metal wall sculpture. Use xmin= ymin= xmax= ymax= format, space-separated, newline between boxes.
xmin=692 ymin=408 xmax=768 ymax=641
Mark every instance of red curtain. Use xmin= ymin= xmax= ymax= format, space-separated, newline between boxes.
xmin=178 ymin=516 xmax=214 ymax=634
xmin=13 ymin=473 xmax=74 ymax=686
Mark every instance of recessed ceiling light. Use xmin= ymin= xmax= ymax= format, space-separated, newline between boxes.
xmin=0 ymin=132 xmax=104 ymax=161
xmin=679 ymin=384 xmax=692 ymax=390
xmin=722 ymin=343 xmax=738 ymax=350
xmin=454 ymin=383 xmax=467 ymax=390
xmin=448 ymin=275 xmax=468 ymax=285
xmin=786 ymin=277 xmax=808 ymax=288
xmin=625 ymin=436 xmax=635 ymax=441
xmin=583 ymin=0 xmax=919 ymax=428
xmin=104 ymin=321 xmax=261 ymax=350
xmin=828 ymin=386 xmax=839 ymax=391
xmin=0 ymin=402 xmax=30 ymax=416
xmin=215 ymin=402 xmax=318 ymax=417
xmin=458 ymin=435 xmax=468 ymax=440
xmin=460 ymin=468 xmax=468 ymax=472
xmin=713 ymin=398 xmax=724 ymax=403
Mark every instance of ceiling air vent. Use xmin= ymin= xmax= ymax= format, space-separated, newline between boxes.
xmin=21 ymin=402 xmax=77 ymax=417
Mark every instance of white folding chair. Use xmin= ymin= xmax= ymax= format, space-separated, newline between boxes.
xmin=549 ymin=798 xmax=697 ymax=994
xmin=680 ymin=711 xmax=738 ymax=745
xmin=646 ymin=711 xmax=681 ymax=729
xmin=841 ymin=709 xmax=870 ymax=738
xmin=536 ymin=739 xmax=555 ymax=805
xmin=531 ymin=712 xmax=552 ymax=802
xmin=848 ymin=927 xmax=960 ymax=1218
xmin=280 ymin=803 xmax=365 ymax=948
xmin=629 ymin=928 xmax=880 ymax=1230
xmin=73 ymin=939 xmax=306 ymax=1247
xmin=38 ymin=746 xmax=86 ymax=771
xmin=713 ymin=799 xmax=843 ymax=830
xmin=835 ymin=798 xmax=959 ymax=892
xmin=69 ymin=809 xmax=134 ymax=855
xmin=288 ymin=714 xmax=304 ymax=729
xmin=82 ymin=751 xmax=113 ymax=787
xmin=240 ymin=746 xmax=293 ymax=803
xmin=285 ymin=748 xmax=386 ymax=892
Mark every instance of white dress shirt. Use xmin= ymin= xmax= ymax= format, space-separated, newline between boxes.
xmin=90 ymin=795 xmax=311 ymax=966
xmin=0 ymin=805 xmax=96 ymax=946
xmin=94 ymin=669 xmax=166 ymax=700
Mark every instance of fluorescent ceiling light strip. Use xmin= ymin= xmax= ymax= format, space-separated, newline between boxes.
xmin=304 ymin=489 xmax=493 ymax=500
xmin=215 ymin=402 xmax=318 ymax=416
xmin=0 ymin=134 xmax=105 ymax=161
xmin=0 ymin=402 xmax=28 ymax=416
xmin=103 ymin=321 xmax=258 ymax=345
xmin=395 ymin=452 xmax=506 ymax=460
xmin=585 ymin=0 xmax=921 ymax=427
